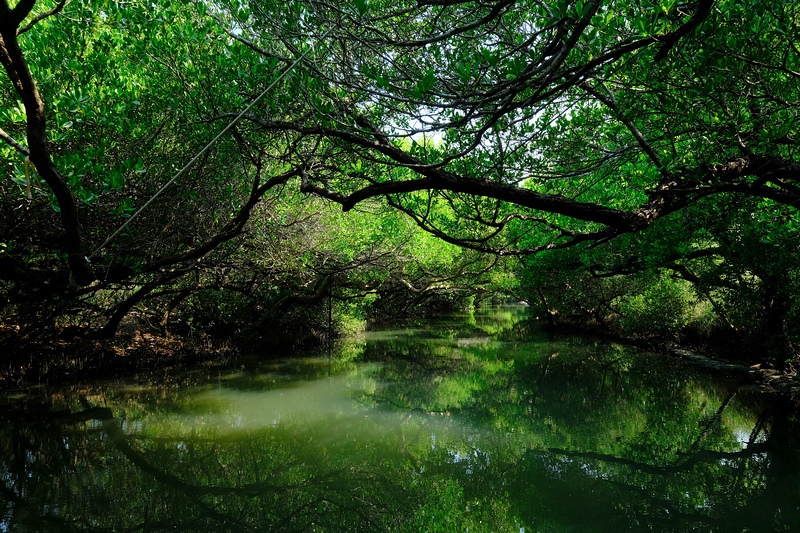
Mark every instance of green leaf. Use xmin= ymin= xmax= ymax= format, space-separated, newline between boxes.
xmin=480 ymin=48 xmax=498 ymax=67
xmin=353 ymin=0 xmax=368 ymax=16
xmin=416 ymin=67 xmax=436 ymax=95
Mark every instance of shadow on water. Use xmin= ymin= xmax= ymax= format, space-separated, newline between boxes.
xmin=1 ymin=305 xmax=799 ymax=531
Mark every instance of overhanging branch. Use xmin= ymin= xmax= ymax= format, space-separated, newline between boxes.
xmin=0 ymin=126 xmax=28 ymax=156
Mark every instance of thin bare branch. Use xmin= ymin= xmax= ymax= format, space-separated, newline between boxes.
xmin=0 ymin=126 xmax=28 ymax=156
xmin=17 ymin=0 xmax=71 ymax=36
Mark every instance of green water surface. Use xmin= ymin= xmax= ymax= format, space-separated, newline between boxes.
xmin=1 ymin=306 xmax=798 ymax=531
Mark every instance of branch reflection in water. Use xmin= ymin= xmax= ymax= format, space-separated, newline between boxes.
xmin=1 ymin=306 xmax=797 ymax=531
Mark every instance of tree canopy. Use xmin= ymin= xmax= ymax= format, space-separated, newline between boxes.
xmin=1 ymin=0 xmax=799 ymax=362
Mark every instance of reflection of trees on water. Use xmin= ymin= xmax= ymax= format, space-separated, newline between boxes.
xmin=361 ymin=331 xmax=800 ymax=531
xmin=515 ymin=402 xmax=798 ymax=532
xmin=0 ymin=401 xmax=421 ymax=532
xmin=1 ymin=330 xmax=799 ymax=531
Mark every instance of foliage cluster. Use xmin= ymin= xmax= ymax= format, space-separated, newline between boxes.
xmin=1 ymin=0 xmax=799 ymax=364
xmin=0 ymin=0 xmax=503 ymax=350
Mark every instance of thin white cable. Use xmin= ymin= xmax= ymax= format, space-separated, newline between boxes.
xmin=89 ymin=29 xmax=329 ymax=259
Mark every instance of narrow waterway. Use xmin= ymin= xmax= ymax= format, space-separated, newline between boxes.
xmin=1 ymin=306 xmax=798 ymax=532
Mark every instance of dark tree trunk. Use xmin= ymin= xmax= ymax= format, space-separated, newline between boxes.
xmin=0 ymin=3 xmax=95 ymax=285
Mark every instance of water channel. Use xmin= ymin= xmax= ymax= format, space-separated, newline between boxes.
xmin=1 ymin=306 xmax=798 ymax=532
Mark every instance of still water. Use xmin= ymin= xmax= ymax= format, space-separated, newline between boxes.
xmin=1 ymin=306 xmax=798 ymax=532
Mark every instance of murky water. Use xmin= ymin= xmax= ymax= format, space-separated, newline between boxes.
xmin=1 ymin=306 xmax=798 ymax=531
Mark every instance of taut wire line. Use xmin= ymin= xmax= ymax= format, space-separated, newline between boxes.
xmin=89 ymin=28 xmax=331 ymax=260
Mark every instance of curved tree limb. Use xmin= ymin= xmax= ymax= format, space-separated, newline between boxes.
xmin=654 ymin=0 xmax=716 ymax=61
xmin=17 ymin=0 xmax=71 ymax=36
xmin=0 ymin=1 xmax=95 ymax=285
xmin=0 ymin=126 xmax=28 ymax=155
xmin=146 ymin=166 xmax=303 ymax=272
xmin=1 ymin=0 xmax=34 ymax=28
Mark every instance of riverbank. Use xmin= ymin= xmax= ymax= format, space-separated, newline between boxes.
xmin=539 ymin=314 xmax=800 ymax=397
xmin=0 ymin=325 xmax=240 ymax=389
xmin=667 ymin=346 xmax=800 ymax=396
xmin=2 ymin=319 xmax=799 ymax=396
